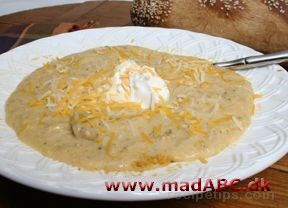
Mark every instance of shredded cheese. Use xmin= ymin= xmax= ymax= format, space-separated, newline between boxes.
xmin=30 ymin=57 xmax=246 ymax=144
xmin=140 ymin=132 xmax=154 ymax=144
xmin=152 ymin=125 xmax=162 ymax=137
xmin=208 ymin=115 xmax=233 ymax=127
xmin=232 ymin=116 xmax=243 ymax=130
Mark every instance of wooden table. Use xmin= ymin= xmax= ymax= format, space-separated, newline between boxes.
xmin=0 ymin=1 xmax=287 ymax=207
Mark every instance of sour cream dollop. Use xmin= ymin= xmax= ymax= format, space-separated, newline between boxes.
xmin=106 ymin=60 xmax=170 ymax=109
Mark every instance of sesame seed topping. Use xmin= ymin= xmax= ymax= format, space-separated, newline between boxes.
xmin=264 ymin=0 xmax=288 ymax=18
xmin=198 ymin=0 xmax=246 ymax=16
xmin=131 ymin=0 xmax=173 ymax=26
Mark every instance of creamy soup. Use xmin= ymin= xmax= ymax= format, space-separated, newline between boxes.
xmin=5 ymin=46 xmax=255 ymax=171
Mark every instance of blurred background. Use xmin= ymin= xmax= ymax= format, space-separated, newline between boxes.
xmin=0 ymin=0 xmax=133 ymax=54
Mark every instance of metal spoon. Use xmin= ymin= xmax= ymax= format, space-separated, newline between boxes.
xmin=213 ymin=50 xmax=288 ymax=70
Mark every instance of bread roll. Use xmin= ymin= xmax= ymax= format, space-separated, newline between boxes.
xmin=130 ymin=0 xmax=288 ymax=53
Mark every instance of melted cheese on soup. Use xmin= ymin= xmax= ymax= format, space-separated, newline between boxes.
xmin=5 ymin=46 xmax=256 ymax=171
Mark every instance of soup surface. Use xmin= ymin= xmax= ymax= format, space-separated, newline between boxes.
xmin=5 ymin=46 xmax=255 ymax=171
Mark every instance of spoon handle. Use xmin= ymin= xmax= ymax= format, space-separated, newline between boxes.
xmin=213 ymin=50 xmax=288 ymax=70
